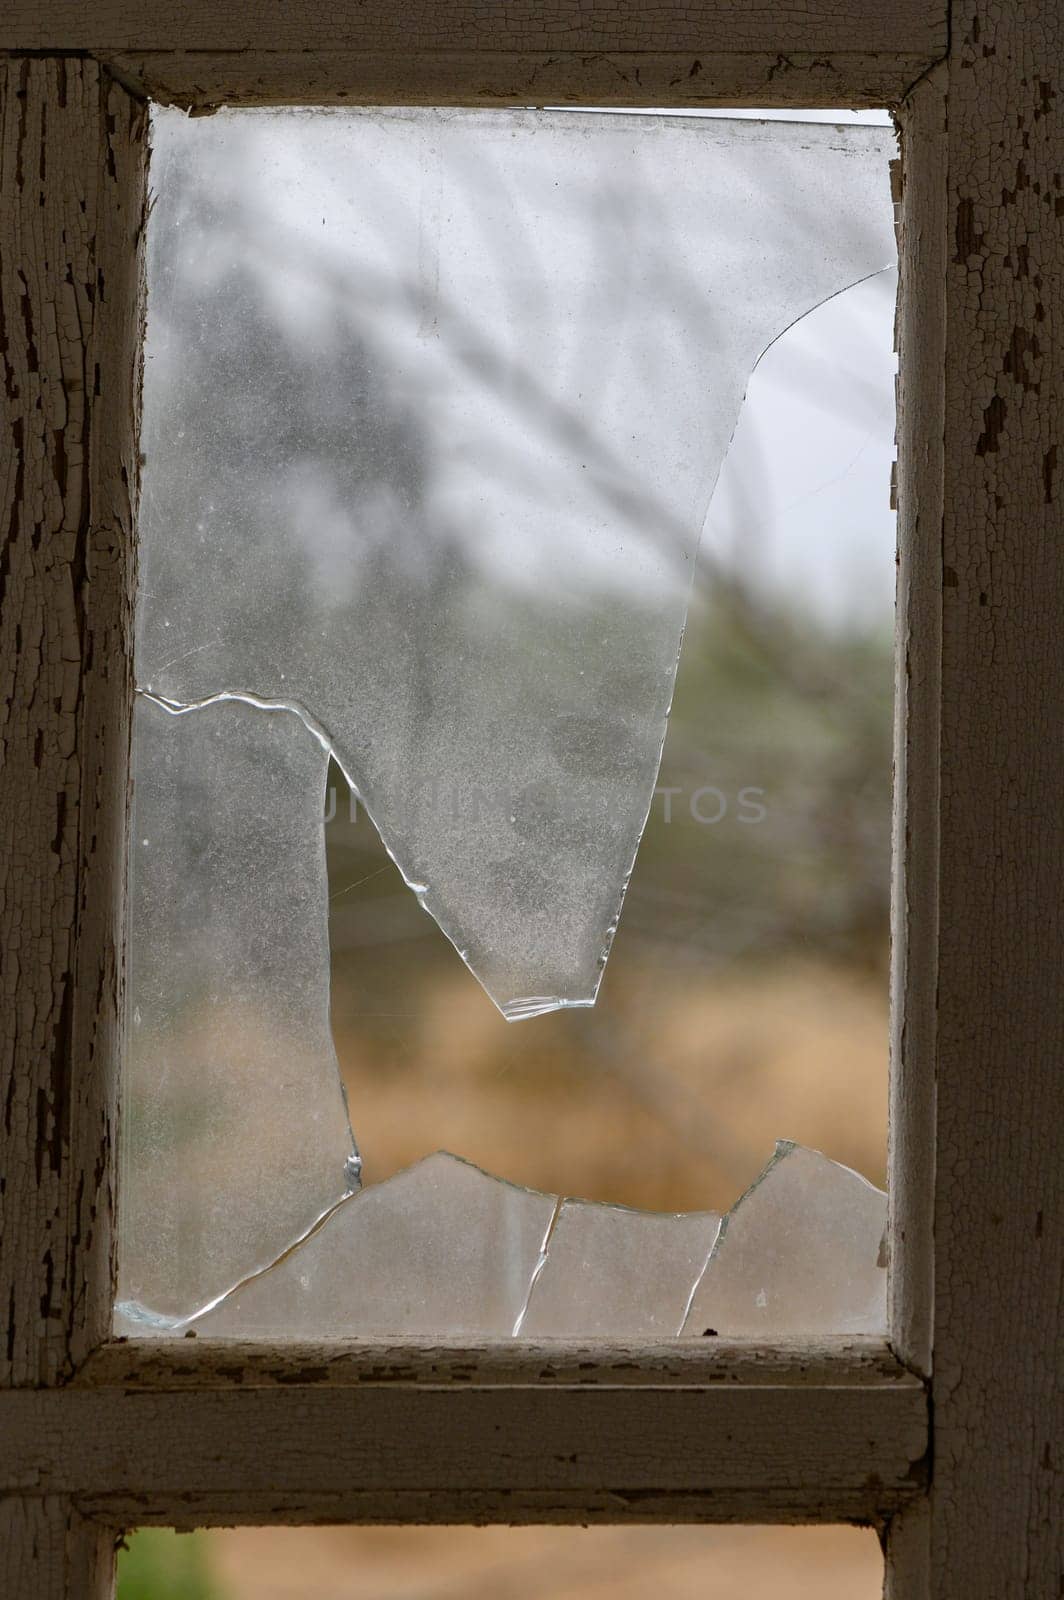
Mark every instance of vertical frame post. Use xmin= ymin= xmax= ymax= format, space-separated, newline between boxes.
xmin=932 ymin=1 xmax=1063 ymax=1589
xmin=890 ymin=61 xmax=947 ymax=1385
xmin=0 ymin=1498 xmax=115 ymax=1600
xmin=0 ymin=54 xmax=146 ymax=1598
xmin=890 ymin=3 xmax=1064 ymax=1594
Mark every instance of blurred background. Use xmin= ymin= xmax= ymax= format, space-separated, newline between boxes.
xmin=323 ymin=251 xmax=895 ymax=1215
xmin=118 ymin=1525 xmax=883 ymax=1598
xmin=125 ymin=104 xmax=895 ymax=1594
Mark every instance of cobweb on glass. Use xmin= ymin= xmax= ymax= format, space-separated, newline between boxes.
xmin=181 ymin=1144 xmax=882 ymax=1339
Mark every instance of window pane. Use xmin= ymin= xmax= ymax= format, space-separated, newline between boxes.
xmin=122 ymin=106 xmax=897 ymax=1335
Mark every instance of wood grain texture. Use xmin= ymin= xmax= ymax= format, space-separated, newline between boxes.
xmin=906 ymin=3 xmax=1064 ymax=1595
xmin=889 ymin=63 xmax=947 ymax=1382
xmin=102 ymin=48 xmax=938 ymax=111
xmin=0 ymin=1347 xmax=927 ymax=1527
xmin=0 ymin=1496 xmax=114 ymax=1600
xmin=3 ymin=0 xmax=948 ymax=108
xmin=79 ymin=1334 xmax=921 ymax=1389
xmin=884 ymin=1494 xmax=930 ymax=1600
xmin=0 ymin=0 xmax=948 ymax=58
xmin=0 ymin=59 xmax=146 ymax=1388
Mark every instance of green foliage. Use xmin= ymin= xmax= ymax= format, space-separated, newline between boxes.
xmin=117 ymin=1530 xmax=221 ymax=1600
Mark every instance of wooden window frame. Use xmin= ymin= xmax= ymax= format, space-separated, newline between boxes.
xmin=1 ymin=3 xmax=1060 ymax=1596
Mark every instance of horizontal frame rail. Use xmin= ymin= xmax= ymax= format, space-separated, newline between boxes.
xmin=100 ymin=49 xmax=938 ymax=112
xmin=1 ymin=0 xmax=949 ymax=57
xmin=1 ymin=1340 xmax=928 ymax=1527
xmin=1 ymin=0 xmax=948 ymax=109
xmin=78 ymin=1335 xmax=923 ymax=1389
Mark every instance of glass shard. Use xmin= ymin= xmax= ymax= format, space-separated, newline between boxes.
xmin=319 ymin=255 xmax=897 ymax=1213
xmin=680 ymin=1141 xmax=887 ymax=1337
xmin=517 ymin=1200 xmax=720 ymax=1339
xmin=118 ymin=693 xmax=358 ymax=1324
xmin=139 ymin=107 xmax=897 ymax=1017
xmin=124 ymin=108 xmax=898 ymax=1337
xmin=191 ymin=1152 xmax=557 ymax=1337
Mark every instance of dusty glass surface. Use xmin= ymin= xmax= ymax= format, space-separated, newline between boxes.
xmin=122 ymin=694 xmax=357 ymax=1321
xmin=518 ymin=1199 xmax=721 ymax=1339
xmin=680 ymin=1142 xmax=888 ymax=1337
xmin=193 ymin=1153 xmax=556 ymax=1338
xmin=187 ymin=1143 xmax=879 ymax=1340
xmin=123 ymin=106 xmax=897 ymax=1335
xmin=138 ymin=106 xmax=894 ymax=1020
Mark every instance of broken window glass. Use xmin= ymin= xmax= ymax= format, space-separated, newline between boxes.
xmin=679 ymin=1142 xmax=888 ymax=1337
xmin=517 ymin=1200 xmax=721 ymax=1340
xmin=192 ymin=1153 xmax=556 ymax=1338
xmin=121 ymin=693 xmax=358 ymax=1322
xmin=121 ymin=106 xmax=897 ymax=1335
xmin=180 ymin=1143 xmax=880 ymax=1339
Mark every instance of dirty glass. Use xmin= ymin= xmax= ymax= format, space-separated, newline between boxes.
xmin=680 ymin=1142 xmax=888 ymax=1337
xmin=123 ymin=693 xmax=358 ymax=1321
xmin=120 ymin=107 xmax=897 ymax=1335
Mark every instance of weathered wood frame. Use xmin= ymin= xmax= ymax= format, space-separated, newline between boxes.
xmin=1 ymin=3 xmax=1060 ymax=1597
